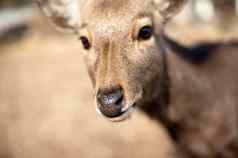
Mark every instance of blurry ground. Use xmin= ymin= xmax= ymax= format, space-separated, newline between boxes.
xmin=0 ymin=1 xmax=238 ymax=158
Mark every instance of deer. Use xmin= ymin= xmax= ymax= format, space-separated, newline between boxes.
xmin=36 ymin=0 xmax=238 ymax=157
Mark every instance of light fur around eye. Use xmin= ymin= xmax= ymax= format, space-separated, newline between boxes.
xmin=78 ymin=28 xmax=92 ymax=50
xmin=132 ymin=17 xmax=153 ymax=41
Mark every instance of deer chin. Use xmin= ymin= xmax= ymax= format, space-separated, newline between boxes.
xmin=96 ymin=104 xmax=136 ymax=122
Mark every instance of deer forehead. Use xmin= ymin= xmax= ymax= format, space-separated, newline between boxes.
xmin=86 ymin=16 xmax=133 ymax=39
xmin=83 ymin=0 xmax=154 ymax=18
xmin=81 ymin=0 xmax=155 ymax=39
xmin=86 ymin=0 xmax=150 ymax=12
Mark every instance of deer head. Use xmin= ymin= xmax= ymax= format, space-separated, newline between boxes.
xmin=36 ymin=0 xmax=187 ymax=122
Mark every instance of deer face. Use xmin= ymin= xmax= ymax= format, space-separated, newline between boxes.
xmin=36 ymin=0 xmax=186 ymax=121
xmin=80 ymin=0 xmax=166 ymax=121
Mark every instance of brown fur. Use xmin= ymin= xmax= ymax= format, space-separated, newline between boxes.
xmin=145 ymin=36 xmax=238 ymax=157
xmin=37 ymin=0 xmax=238 ymax=157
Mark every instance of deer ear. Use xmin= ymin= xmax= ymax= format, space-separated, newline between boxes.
xmin=35 ymin=0 xmax=81 ymax=31
xmin=154 ymin=0 xmax=187 ymax=20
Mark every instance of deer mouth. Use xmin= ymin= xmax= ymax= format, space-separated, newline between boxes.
xmin=96 ymin=104 xmax=136 ymax=122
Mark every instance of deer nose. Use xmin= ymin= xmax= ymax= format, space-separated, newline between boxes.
xmin=97 ymin=87 xmax=124 ymax=118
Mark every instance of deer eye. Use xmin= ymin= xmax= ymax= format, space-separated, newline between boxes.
xmin=79 ymin=36 xmax=91 ymax=50
xmin=138 ymin=25 xmax=153 ymax=40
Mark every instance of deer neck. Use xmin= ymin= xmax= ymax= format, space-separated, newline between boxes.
xmin=140 ymin=33 xmax=211 ymax=140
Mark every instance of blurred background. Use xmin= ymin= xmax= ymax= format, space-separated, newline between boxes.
xmin=0 ymin=0 xmax=237 ymax=158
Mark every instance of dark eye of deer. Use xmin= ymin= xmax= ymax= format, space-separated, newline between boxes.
xmin=80 ymin=36 xmax=91 ymax=50
xmin=138 ymin=25 xmax=153 ymax=40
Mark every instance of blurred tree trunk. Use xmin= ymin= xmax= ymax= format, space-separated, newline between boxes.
xmin=214 ymin=0 xmax=236 ymax=18
xmin=0 ymin=0 xmax=31 ymax=8
xmin=213 ymin=0 xmax=236 ymax=28
xmin=0 ymin=0 xmax=32 ymax=44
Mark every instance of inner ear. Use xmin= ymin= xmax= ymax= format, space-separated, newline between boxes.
xmin=157 ymin=0 xmax=188 ymax=20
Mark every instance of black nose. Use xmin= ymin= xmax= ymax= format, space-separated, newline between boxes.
xmin=97 ymin=87 xmax=124 ymax=118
